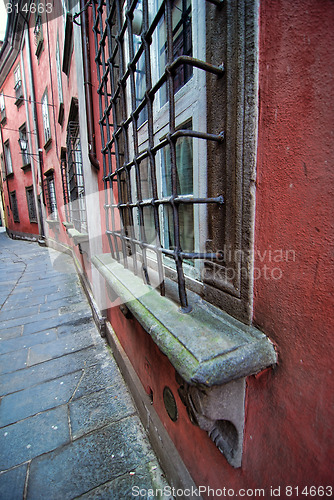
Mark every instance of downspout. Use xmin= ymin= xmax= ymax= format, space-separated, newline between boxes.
xmin=80 ymin=0 xmax=99 ymax=170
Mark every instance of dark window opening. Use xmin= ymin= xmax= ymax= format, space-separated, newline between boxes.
xmin=26 ymin=186 xmax=37 ymax=223
xmin=10 ymin=191 xmax=20 ymax=223
xmin=14 ymin=66 xmax=23 ymax=106
xmin=60 ymin=147 xmax=70 ymax=221
xmin=65 ymin=120 xmax=87 ymax=232
xmin=34 ymin=12 xmax=44 ymax=57
xmin=44 ymin=174 xmax=58 ymax=220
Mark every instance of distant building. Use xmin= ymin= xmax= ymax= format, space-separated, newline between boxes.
xmin=0 ymin=0 xmax=333 ymax=495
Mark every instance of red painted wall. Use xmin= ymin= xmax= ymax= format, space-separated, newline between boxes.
xmin=0 ymin=47 xmax=39 ymax=236
xmin=103 ymin=1 xmax=334 ymax=495
xmin=251 ymin=0 xmax=334 ymax=487
xmin=26 ymin=11 xmax=87 ymax=270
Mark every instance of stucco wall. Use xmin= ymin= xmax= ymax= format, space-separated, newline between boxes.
xmin=251 ymin=0 xmax=334 ymax=486
xmin=103 ymin=1 xmax=334 ymax=494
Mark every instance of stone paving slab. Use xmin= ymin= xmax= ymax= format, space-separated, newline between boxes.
xmin=75 ymin=461 xmax=171 ymax=500
xmin=69 ymin=384 xmax=135 ymax=440
xmin=0 ymin=346 xmax=108 ymax=397
xmin=0 ymin=232 xmax=170 ymax=499
xmin=0 ymin=329 xmax=58 ymax=356
xmin=0 ymin=370 xmax=82 ymax=427
xmin=0 ymin=464 xmax=27 ymax=500
xmin=26 ymin=416 xmax=156 ymax=500
xmin=0 ymin=406 xmax=70 ymax=470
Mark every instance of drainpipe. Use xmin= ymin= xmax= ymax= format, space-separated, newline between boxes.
xmin=80 ymin=0 xmax=99 ymax=170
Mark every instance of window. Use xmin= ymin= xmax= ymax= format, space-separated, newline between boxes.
xmin=0 ymin=92 xmax=5 ymax=111
xmin=44 ymin=173 xmax=58 ymax=220
xmin=60 ymin=147 xmax=70 ymax=220
xmin=56 ymin=35 xmax=64 ymax=124
xmin=65 ymin=121 xmax=87 ymax=232
xmin=25 ymin=186 xmax=37 ymax=223
xmin=19 ymin=124 xmax=30 ymax=167
xmin=14 ymin=66 xmax=23 ymax=105
xmin=4 ymin=140 xmax=13 ymax=176
xmin=62 ymin=100 xmax=87 ymax=233
xmin=92 ymin=0 xmax=259 ymax=322
xmin=10 ymin=191 xmax=19 ymax=222
xmin=0 ymin=92 xmax=6 ymax=124
xmin=34 ymin=8 xmax=44 ymax=57
xmin=41 ymin=91 xmax=51 ymax=146
xmin=62 ymin=13 xmax=73 ymax=76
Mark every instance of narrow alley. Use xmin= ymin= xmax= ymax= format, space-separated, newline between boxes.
xmin=0 ymin=231 xmax=170 ymax=499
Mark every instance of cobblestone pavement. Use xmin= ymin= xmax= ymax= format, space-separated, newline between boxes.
xmin=0 ymin=231 xmax=170 ymax=499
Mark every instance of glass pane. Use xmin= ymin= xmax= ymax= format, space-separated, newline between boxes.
xmin=158 ymin=0 xmax=192 ymax=106
xmin=140 ymin=157 xmax=153 ymax=200
xmin=161 ymin=134 xmax=193 ymax=196
xmin=162 ymin=203 xmax=194 ymax=253
xmin=135 ymin=52 xmax=148 ymax=126
xmin=161 ymin=126 xmax=194 ymax=255
xmin=143 ymin=206 xmax=156 ymax=245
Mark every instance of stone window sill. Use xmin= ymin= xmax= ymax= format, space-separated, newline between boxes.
xmin=62 ymin=221 xmax=74 ymax=230
xmin=67 ymin=228 xmax=89 ymax=246
xmin=92 ymin=253 xmax=277 ymax=387
xmin=46 ymin=219 xmax=59 ymax=227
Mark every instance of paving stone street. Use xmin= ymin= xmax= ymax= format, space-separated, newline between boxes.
xmin=0 ymin=230 xmax=170 ymax=499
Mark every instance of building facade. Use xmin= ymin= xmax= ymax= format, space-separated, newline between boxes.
xmin=0 ymin=0 xmax=333 ymax=496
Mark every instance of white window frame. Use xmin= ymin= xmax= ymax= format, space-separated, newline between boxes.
xmin=4 ymin=140 xmax=13 ymax=175
xmin=42 ymin=91 xmax=51 ymax=144
xmin=0 ymin=92 xmax=5 ymax=111
xmin=14 ymin=65 xmax=21 ymax=86
xmin=56 ymin=36 xmax=64 ymax=105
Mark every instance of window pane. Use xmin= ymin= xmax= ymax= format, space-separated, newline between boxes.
xmin=4 ymin=143 xmax=13 ymax=175
xmin=161 ymin=131 xmax=194 ymax=254
xmin=56 ymin=39 xmax=64 ymax=104
xmin=42 ymin=94 xmax=51 ymax=142
xmin=158 ymin=0 xmax=192 ymax=106
xmin=161 ymin=135 xmax=193 ymax=197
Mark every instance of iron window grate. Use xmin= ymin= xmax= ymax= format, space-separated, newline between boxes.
xmin=44 ymin=176 xmax=58 ymax=220
xmin=66 ymin=121 xmax=87 ymax=232
xmin=26 ymin=186 xmax=37 ymax=223
xmin=10 ymin=191 xmax=20 ymax=223
xmin=92 ymin=0 xmax=225 ymax=312
xmin=61 ymin=153 xmax=70 ymax=221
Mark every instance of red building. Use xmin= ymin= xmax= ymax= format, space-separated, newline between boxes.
xmin=0 ymin=0 xmax=333 ymax=496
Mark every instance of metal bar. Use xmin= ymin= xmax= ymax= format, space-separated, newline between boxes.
xmin=105 ymin=0 xmax=129 ymax=267
xmin=168 ymin=55 xmax=224 ymax=77
xmin=91 ymin=0 xmax=226 ymax=312
xmin=106 ymin=230 xmax=223 ymax=260
xmin=166 ymin=0 xmax=191 ymax=312
xmin=126 ymin=0 xmax=150 ymax=285
xmin=92 ymin=0 xmax=117 ymax=259
xmin=105 ymin=195 xmax=224 ymax=209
